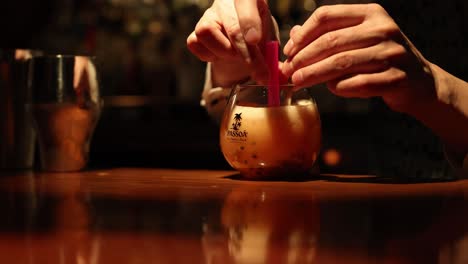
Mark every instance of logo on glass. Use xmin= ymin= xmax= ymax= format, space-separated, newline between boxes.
xmin=232 ymin=113 xmax=242 ymax=130
xmin=227 ymin=113 xmax=248 ymax=140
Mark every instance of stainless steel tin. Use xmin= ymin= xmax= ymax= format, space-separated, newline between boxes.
xmin=29 ymin=55 xmax=102 ymax=172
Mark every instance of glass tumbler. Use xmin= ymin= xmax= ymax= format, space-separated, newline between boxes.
xmin=220 ymin=84 xmax=321 ymax=179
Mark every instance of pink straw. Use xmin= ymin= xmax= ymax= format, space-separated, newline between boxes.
xmin=266 ymin=41 xmax=280 ymax=107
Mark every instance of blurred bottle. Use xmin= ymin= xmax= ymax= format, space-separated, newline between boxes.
xmin=0 ymin=49 xmax=41 ymax=170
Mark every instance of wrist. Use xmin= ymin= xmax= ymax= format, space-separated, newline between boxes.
xmin=383 ymin=33 xmax=439 ymax=116
xmin=428 ymin=63 xmax=468 ymax=116
xmin=407 ymin=62 xmax=468 ymax=153
xmin=383 ymin=65 xmax=436 ymax=117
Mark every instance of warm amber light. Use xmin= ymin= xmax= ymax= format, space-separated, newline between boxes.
xmin=323 ymin=148 xmax=341 ymax=167
xmin=219 ymin=85 xmax=321 ymax=179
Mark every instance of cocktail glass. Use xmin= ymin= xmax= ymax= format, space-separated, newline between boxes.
xmin=220 ymin=84 xmax=321 ymax=179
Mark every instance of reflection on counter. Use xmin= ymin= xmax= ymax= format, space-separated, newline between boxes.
xmin=204 ymin=186 xmax=468 ymax=264
xmin=203 ymin=188 xmax=319 ymax=264
xmin=0 ymin=170 xmax=466 ymax=263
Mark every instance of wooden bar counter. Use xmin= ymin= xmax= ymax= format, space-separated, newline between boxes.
xmin=0 ymin=168 xmax=467 ymax=263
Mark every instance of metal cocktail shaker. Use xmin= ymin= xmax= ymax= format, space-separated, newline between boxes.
xmin=0 ymin=49 xmax=41 ymax=170
xmin=29 ymin=55 xmax=102 ymax=172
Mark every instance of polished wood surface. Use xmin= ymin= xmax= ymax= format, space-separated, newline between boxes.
xmin=0 ymin=168 xmax=467 ymax=263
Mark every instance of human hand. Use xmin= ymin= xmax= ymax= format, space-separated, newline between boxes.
xmin=186 ymin=0 xmax=283 ymax=87
xmin=282 ymin=4 xmax=436 ymax=114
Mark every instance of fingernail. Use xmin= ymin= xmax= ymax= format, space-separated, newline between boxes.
xmin=282 ymin=62 xmax=292 ymax=77
xmin=278 ymin=66 xmax=289 ymax=84
xmin=284 ymin=40 xmax=294 ymax=55
xmin=283 ymin=58 xmax=296 ymax=76
xmin=292 ymin=70 xmax=304 ymax=85
xmin=244 ymin=27 xmax=260 ymax=44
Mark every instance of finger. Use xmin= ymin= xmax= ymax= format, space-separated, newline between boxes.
xmin=284 ymin=4 xmax=370 ymax=57
xmin=249 ymin=45 xmax=269 ymax=85
xmin=327 ymin=67 xmax=407 ymax=99
xmin=250 ymin=57 xmax=289 ymax=85
xmin=195 ymin=10 xmax=237 ymax=59
xmin=187 ymin=32 xmax=216 ymax=62
xmin=289 ymin=25 xmax=302 ymax=39
xmin=234 ymin=0 xmax=265 ymax=45
xmin=283 ymin=24 xmax=382 ymax=76
xmin=290 ymin=43 xmax=396 ymax=88
xmin=283 ymin=25 xmax=301 ymax=54
xmin=278 ymin=62 xmax=290 ymax=84
xmin=249 ymin=47 xmax=289 ymax=85
xmin=215 ymin=1 xmax=251 ymax=63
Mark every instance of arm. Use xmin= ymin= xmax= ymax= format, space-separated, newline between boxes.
xmin=422 ymin=64 xmax=468 ymax=176
xmin=281 ymin=4 xmax=468 ymax=175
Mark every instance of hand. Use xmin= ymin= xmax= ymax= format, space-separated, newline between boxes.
xmin=282 ymin=4 xmax=436 ymax=114
xmin=186 ymin=0 xmax=281 ymax=87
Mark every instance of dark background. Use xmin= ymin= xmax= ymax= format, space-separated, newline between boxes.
xmin=1 ymin=0 xmax=466 ymax=176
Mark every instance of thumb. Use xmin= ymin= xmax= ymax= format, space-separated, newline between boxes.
xmin=235 ymin=0 xmax=272 ymax=45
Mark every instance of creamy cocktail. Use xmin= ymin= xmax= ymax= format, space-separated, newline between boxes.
xmin=220 ymin=87 xmax=321 ymax=179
